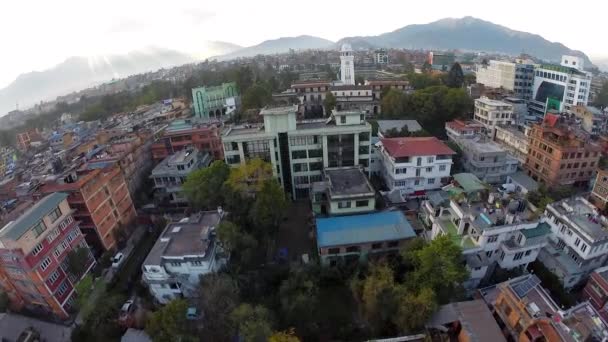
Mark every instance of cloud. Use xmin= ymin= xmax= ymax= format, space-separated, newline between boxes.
xmin=106 ymin=18 xmax=146 ymax=33
xmin=181 ymin=8 xmax=216 ymax=25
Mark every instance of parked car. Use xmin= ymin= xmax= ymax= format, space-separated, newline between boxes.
xmin=112 ymin=252 xmax=125 ymax=268
xmin=498 ymin=183 xmax=516 ymax=194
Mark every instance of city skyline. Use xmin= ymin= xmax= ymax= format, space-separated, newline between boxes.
xmin=1 ymin=0 xmax=607 ymax=89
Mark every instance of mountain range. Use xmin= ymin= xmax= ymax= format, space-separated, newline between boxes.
xmin=0 ymin=16 xmax=597 ymax=115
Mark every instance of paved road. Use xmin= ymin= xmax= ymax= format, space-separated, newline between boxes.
xmin=104 ymin=226 xmax=147 ymax=282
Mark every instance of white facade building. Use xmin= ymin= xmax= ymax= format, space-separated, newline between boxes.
xmin=378 ymin=137 xmax=455 ymax=197
xmin=340 ymin=44 xmax=355 ymax=85
xmin=142 ymin=211 xmax=227 ymax=304
xmin=494 ymin=125 xmax=531 ymax=163
xmin=222 ymin=105 xmax=371 ymax=200
xmin=539 ymin=197 xmax=608 ymax=288
xmin=420 ymin=179 xmax=550 ymax=289
xmin=475 ymin=60 xmax=535 ymax=100
xmin=473 ymin=97 xmax=514 ymax=136
xmin=529 ymin=56 xmax=592 ymax=115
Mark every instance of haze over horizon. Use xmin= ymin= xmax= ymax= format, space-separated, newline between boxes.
xmin=1 ymin=0 xmax=607 ymax=90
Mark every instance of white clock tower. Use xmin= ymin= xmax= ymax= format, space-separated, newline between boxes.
xmin=340 ymin=44 xmax=355 ymax=85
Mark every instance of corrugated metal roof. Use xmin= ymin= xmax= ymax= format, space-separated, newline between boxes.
xmin=316 ymin=211 xmax=416 ymax=248
xmin=0 ymin=192 xmax=68 ymax=241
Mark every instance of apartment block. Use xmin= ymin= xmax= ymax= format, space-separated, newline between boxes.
xmin=571 ymin=105 xmax=608 ymax=136
xmin=422 ymin=173 xmax=550 ymax=288
xmin=582 ymin=266 xmax=608 ymax=322
xmin=191 ymin=82 xmax=239 ymax=120
xmin=445 ymin=120 xmax=484 ymax=141
xmin=480 ymin=274 xmax=608 ymax=341
xmin=539 ymin=197 xmax=608 ymax=288
xmin=475 ymin=59 xmax=535 ymax=100
xmin=453 ymin=136 xmax=519 ymax=184
xmin=378 ymin=137 xmax=455 ymax=197
xmin=142 ymin=210 xmax=227 ymax=304
xmin=524 ymin=114 xmax=601 ymax=188
xmin=473 ymin=97 xmax=514 ymax=136
xmin=150 ymin=148 xmax=211 ymax=205
xmin=0 ymin=193 xmax=95 ymax=319
xmin=151 ymin=120 xmax=223 ymax=161
xmin=494 ymin=125 xmax=531 ymax=163
xmin=222 ymin=106 xmax=371 ymax=200
xmin=590 ymin=169 xmax=608 ymax=209
xmin=40 ymin=165 xmax=136 ymax=254
xmin=310 ymin=167 xmax=375 ymax=216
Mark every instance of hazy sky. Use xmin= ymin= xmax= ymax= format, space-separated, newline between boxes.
xmin=1 ymin=0 xmax=606 ymax=89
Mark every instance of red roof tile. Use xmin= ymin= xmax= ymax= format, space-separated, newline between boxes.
xmin=381 ymin=137 xmax=456 ymax=158
xmin=544 ymin=113 xmax=559 ymax=127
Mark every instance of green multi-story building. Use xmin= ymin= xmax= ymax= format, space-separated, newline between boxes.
xmin=192 ymin=82 xmax=239 ymax=120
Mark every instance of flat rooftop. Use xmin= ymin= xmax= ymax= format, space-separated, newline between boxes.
xmin=427 ymin=300 xmax=506 ymax=342
xmin=260 ymin=105 xmax=298 ymax=116
xmin=476 ymin=97 xmax=513 ymax=107
xmin=376 ymin=120 xmax=422 ymax=133
xmin=549 ymin=197 xmax=608 ymax=241
xmin=0 ymin=192 xmax=68 ymax=241
xmin=316 ymin=211 xmax=416 ymax=248
xmin=143 ymin=211 xmax=223 ymax=266
xmin=325 ymin=167 xmax=374 ymax=198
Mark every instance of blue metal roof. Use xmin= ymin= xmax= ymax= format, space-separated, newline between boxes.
xmin=316 ymin=211 xmax=416 ymax=248
xmin=0 ymin=192 xmax=68 ymax=240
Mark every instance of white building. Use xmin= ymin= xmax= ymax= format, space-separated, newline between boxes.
xmin=221 ymin=105 xmax=371 ymax=200
xmin=476 ymin=60 xmax=535 ymax=100
xmin=378 ymin=137 xmax=455 ymax=197
xmin=494 ymin=125 xmax=531 ymax=163
xmin=340 ymin=44 xmax=355 ymax=85
xmin=420 ymin=173 xmax=550 ymax=288
xmin=539 ymin=197 xmax=608 ymax=288
xmin=529 ymin=56 xmax=592 ymax=115
xmin=142 ymin=211 xmax=227 ymax=304
xmin=473 ymin=97 xmax=514 ymax=136
xmin=374 ymin=49 xmax=388 ymax=64
xmin=150 ymin=148 xmax=211 ymax=204
xmin=453 ymin=136 xmax=519 ymax=184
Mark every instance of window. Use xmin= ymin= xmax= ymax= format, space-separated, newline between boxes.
xmin=191 ymin=260 xmax=203 ymax=266
xmin=170 ymin=262 xmax=181 ymax=267
xmin=513 ymin=252 xmax=524 ymax=261
xmin=291 ymin=150 xmax=307 ymax=159
xmin=338 ymin=201 xmax=352 ymax=209
xmin=427 ymin=157 xmax=434 ymax=163
xmin=345 ymin=246 xmax=360 ymax=253
xmin=487 ymin=235 xmax=498 ymax=243
xmin=32 ymin=243 xmax=43 ymax=256
xmin=426 ymin=167 xmax=433 ymax=173
xmin=57 ymin=281 xmax=69 ymax=297
xmin=575 ymin=237 xmax=581 ymax=247
xmin=340 ymin=116 xmax=346 ymax=124
xmin=525 ymin=250 xmax=532 ymax=256
xmin=48 ymin=207 xmax=62 ymax=223
xmin=47 ymin=229 xmax=60 ymax=243
xmin=40 ymin=257 xmax=52 ymax=271
xmin=48 ymin=270 xmax=60 ymax=284
xmin=427 ymin=178 xmax=435 ymax=184
xmin=439 ymin=165 xmax=447 ymax=171
xmin=32 ymin=221 xmax=47 ymax=237
xmin=500 ymin=251 xmax=505 ymax=261
xmin=387 ymin=241 xmax=399 ymax=248
xmin=355 ymin=200 xmax=369 ymax=207
xmin=581 ymin=244 xmax=588 ymax=252
xmin=486 ymin=250 xmax=493 ymax=258
xmin=371 ymin=243 xmax=382 ymax=249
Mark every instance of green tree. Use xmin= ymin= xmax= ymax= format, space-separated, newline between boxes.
xmin=225 ymin=158 xmax=273 ymax=196
xmin=393 ymin=286 xmax=437 ymax=333
xmin=380 ymin=88 xmax=405 ymax=118
xmin=408 ymin=73 xmax=441 ymax=90
xmin=250 ymin=179 xmax=287 ymax=236
xmin=351 ymin=263 xmax=396 ymax=330
xmin=66 ymin=247 xmax=90 ymax=278
xmin=183 ymin=160 xmax=230 ymax=209
xmin=146 ymin=299 xmax=196 ymax=342
xmin=323 ymin=91 xmax=337 ymax=115
xmin=197 ymin=273 xmax=241 ymax=342
xmin=405 ymin=235 xmax=468 ymax=304
xmin=217 ymin=221 xmax=258 ymax=266
xmin=0 ymin=291 xmax=8 ymax=313
xmin=230 ymin=303 xmax=274 ymax=342
xmin=421 ymin=61 xmax=432 ymax=74
xmin=235 ymin=66 xmax=255 ymax=94
xmin=242 ymin=84 xmax=272 ymax=110
xmin=279 ymin=268 xmax=320 ymax=338
xmin=595 ymin=81 xmax=608 ymax=108
xmin=269 ymin=329 xmax=301 ymax=342
xmin=355 ymin=75 xmax=365 ymax=85
xmin=446 ymin=62 xmax=465 ymax=88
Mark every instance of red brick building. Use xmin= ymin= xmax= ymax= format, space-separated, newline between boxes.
xmin=0 ymin=193 xmax=95 ymax=319
xmin=40 ymin=165 xmax=136 ymax=253
xmin=151 ymin=120 xmax=223 ymax=161
xmin=582 ymin=266 xmax=608 ymax=322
